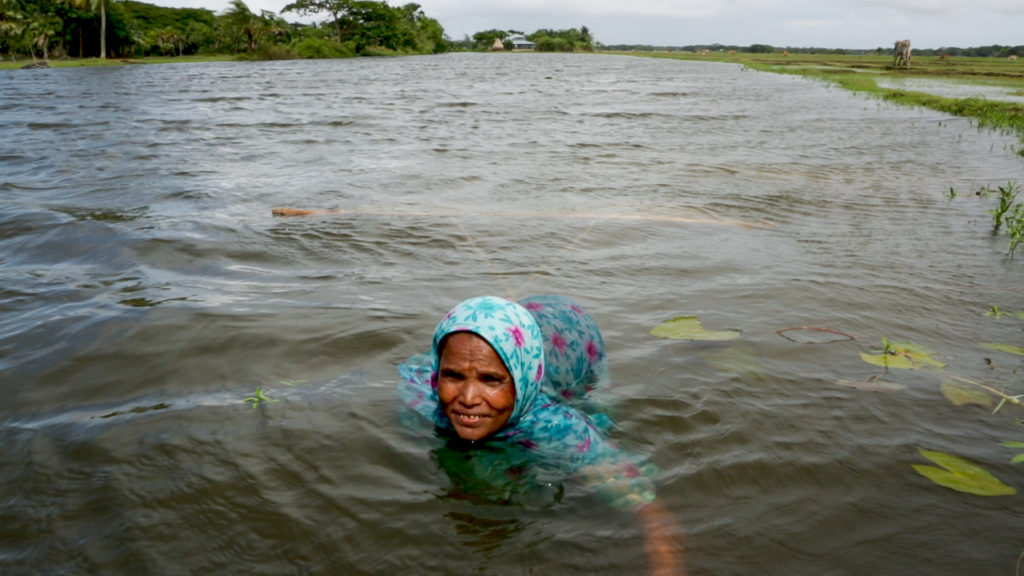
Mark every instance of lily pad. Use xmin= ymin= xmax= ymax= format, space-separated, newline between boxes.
xmin=912 ymin=449 xmax=1017 ymax=496
xmin=940 ymin=380 xmax=994 ymax=408
xmin=650 ymin=316 xmax=740 ymax=341
xmin=860 ymin=341 xmax=946 ymax=370
xmin=980 ymin=342 xmax=1024 ymax=356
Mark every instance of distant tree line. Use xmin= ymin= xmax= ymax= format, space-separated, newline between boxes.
xmin=451 ymin=26 xmax=594 ymax=52
xmin=0 ymin=0 xmax=448 ymax=60
xmin=602 ymin=42 xmax=1024 ymax=57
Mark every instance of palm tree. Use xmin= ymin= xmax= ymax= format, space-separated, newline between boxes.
xmin=1 ymin=0 xmax=28 ymax=55
xmin=26 ymin=12 xmax=61 ymax=60
xmin=224 ymin=0 xmax=257 ymax=53
xmin=66 ymin=0 xmax=107 ymax=58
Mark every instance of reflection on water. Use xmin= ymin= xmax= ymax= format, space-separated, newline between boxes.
xmin=1 ymin=53 xmax=1023 ymax=575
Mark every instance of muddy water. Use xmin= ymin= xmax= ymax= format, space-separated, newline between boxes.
xmin=2 ymin=53 xmax=1022 ymax=574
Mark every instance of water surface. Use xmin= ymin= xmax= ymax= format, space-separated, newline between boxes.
xmin=2 ymin=53 xmax=1023 ymax=575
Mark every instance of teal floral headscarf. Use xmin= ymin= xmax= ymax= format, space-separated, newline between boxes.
xmin=518 ymin=295 xmax=608 ymax=401
xmin=430 ymin=295 xmax=545 ymax=428
xmin=399 ymin=295 xmax=604 ymax=453
xmin=398 ymin=295 xmax=657 ymax=510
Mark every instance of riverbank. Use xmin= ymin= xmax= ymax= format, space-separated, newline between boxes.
xmin=618 ymin=51 xmax=1024 ymax=152
xmin=0 ymin=55 xmax=236 ymax=71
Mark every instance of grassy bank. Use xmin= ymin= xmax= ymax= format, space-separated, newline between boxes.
xmin=0 ymin=55 xmax=237 ymax=71
xmin=618 ymin=51 xmax=1024 ymax=152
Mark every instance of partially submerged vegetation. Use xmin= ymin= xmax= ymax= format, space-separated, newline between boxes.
xmin=621 ymin=51 xmax=1024 ymax=152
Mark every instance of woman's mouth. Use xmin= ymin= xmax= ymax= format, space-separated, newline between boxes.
xmin=451 ymin=412 xmax=489 ymax=426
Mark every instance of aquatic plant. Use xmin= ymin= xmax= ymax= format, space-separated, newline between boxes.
xmin=1007 ymin=202 xmax=1024 ymax=258
xmin=980 ymin=342 xmax=1024 ymax=356
xmin=1003 ymin=442 xmax=1024 ymax=464
xmin=1003 ymin=421 xmax=1024 ymax=464
xmin=650 ymin=316 xmax=741 ymax=341
xmin=945 ymin=375 xmax=1022 ymax=414
xmin=985 ymin=305 xmax=1007 ymax=318
xmin=947 ymin=182 xmax=1023 ymax=258
xmin=911 ymin=449 xmax=1016 ymax=496
xmin=987 ymin=181 xmax=1019 ymax=234
xmin=243 ymin=387 xmax=277 ymax=409
xmin=860 ymin=338 xmax=946 ymax=370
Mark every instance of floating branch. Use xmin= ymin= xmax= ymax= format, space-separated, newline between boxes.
xmin=776 ymin=326 xmax=856 ymax=344
xmin=271 ymin=207 xmax=774 ymax=229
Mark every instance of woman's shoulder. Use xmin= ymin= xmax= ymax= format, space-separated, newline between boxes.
xmin=501 ymin=396 xmax=612 ymax=458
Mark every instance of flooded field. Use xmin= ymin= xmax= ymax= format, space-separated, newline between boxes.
xmin=2 ymin=52 xmax=1022 ymax=574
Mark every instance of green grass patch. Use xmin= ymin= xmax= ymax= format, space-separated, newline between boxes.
xmin=0 ymin=55 xmax=237 ymax=71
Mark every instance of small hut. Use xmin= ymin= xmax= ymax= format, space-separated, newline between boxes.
xmin=491 ymin=38 xmax=505 ymax=51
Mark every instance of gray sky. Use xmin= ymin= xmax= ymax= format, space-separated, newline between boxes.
xmin=151 ymin=0 xmax=1023 ymax=49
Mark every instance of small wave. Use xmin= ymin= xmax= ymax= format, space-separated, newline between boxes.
xmin=585 ymin=111 xmax=666 ymax=119
xmin=193 ymin=96 xmax=253 ymax=103
xmin=27 ymin=121 xmax=108 ymax=130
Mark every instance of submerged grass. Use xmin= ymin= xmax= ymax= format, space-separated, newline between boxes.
xmin=618 ymin=51 xmax=1024 ymax=152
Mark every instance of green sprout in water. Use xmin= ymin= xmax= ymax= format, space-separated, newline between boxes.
xmin=861 ymin=338 xmax=945 ymax=370
xmin=950 ymin=182 xmax=1023 ymax=258
xmin=985 ymin=305 xmax=1005 ymax=318
xmin=982 ymin=181 xmax=1023 ymax=258
xmin=243 ymin=387 xmax=278 ymax=409
xmin=988 ymin=181 xmax=1019 ymax=234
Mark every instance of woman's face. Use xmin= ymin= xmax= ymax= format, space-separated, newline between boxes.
xmin=437 ymin=332 xmax=516 ymax=441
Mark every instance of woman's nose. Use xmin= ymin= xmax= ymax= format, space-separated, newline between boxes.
xmin=459 ymin=381 xmax=482 ymax=405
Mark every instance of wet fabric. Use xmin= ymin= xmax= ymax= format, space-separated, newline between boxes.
xmin=518 ymin=295 xmax=608 ymax=401
xmin=398 ymin=295 xmax=606 ymax=455
xmin=397 ymin=295 xmax=657 ymax=510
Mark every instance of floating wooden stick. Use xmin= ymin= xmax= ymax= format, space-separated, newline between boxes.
xmin=776 ymin=326 xmax=856 ymax=344
xmin=271 ymin=207 xmax=773 ymax=229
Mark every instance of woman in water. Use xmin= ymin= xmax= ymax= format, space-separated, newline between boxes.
xmin=399 ymin=295 xmax=684 ymax=574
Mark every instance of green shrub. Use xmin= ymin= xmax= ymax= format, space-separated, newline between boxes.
xmin=360 ymin=45 xmax=402 ymax=57
xmin=291 ymin=37 xmax=356 ymax=59
xmin=257 ymin=44 xmax=298 ymax=60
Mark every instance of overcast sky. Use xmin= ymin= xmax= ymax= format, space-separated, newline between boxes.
xmin=149 ymin=0 xmax=1023 ymax=49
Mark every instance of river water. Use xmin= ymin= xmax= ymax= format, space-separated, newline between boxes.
xmin=2 ymin=52 xmax=1023 ymax=575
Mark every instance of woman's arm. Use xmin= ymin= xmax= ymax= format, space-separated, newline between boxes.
xmin=636 ymin=498 xmax=686 ymax=576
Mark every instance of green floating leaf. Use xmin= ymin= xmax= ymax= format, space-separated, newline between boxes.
xmin=1001 ymin=441 xmax=1024 ymax=448
xmin=940 ymin=380 xmax=994 ymax=408
xmin=1012 ymin=454 xmax=1024 ymax=464
xmin=650 ymin=316 xmax=740 ymax=341
xmin=912 ymin=449 xmax=1016 ymax=496
xmin=860 ymin=341 xmax=946 ymax=370
xmin=980 ymin=342 xmax=1024 ymax=356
